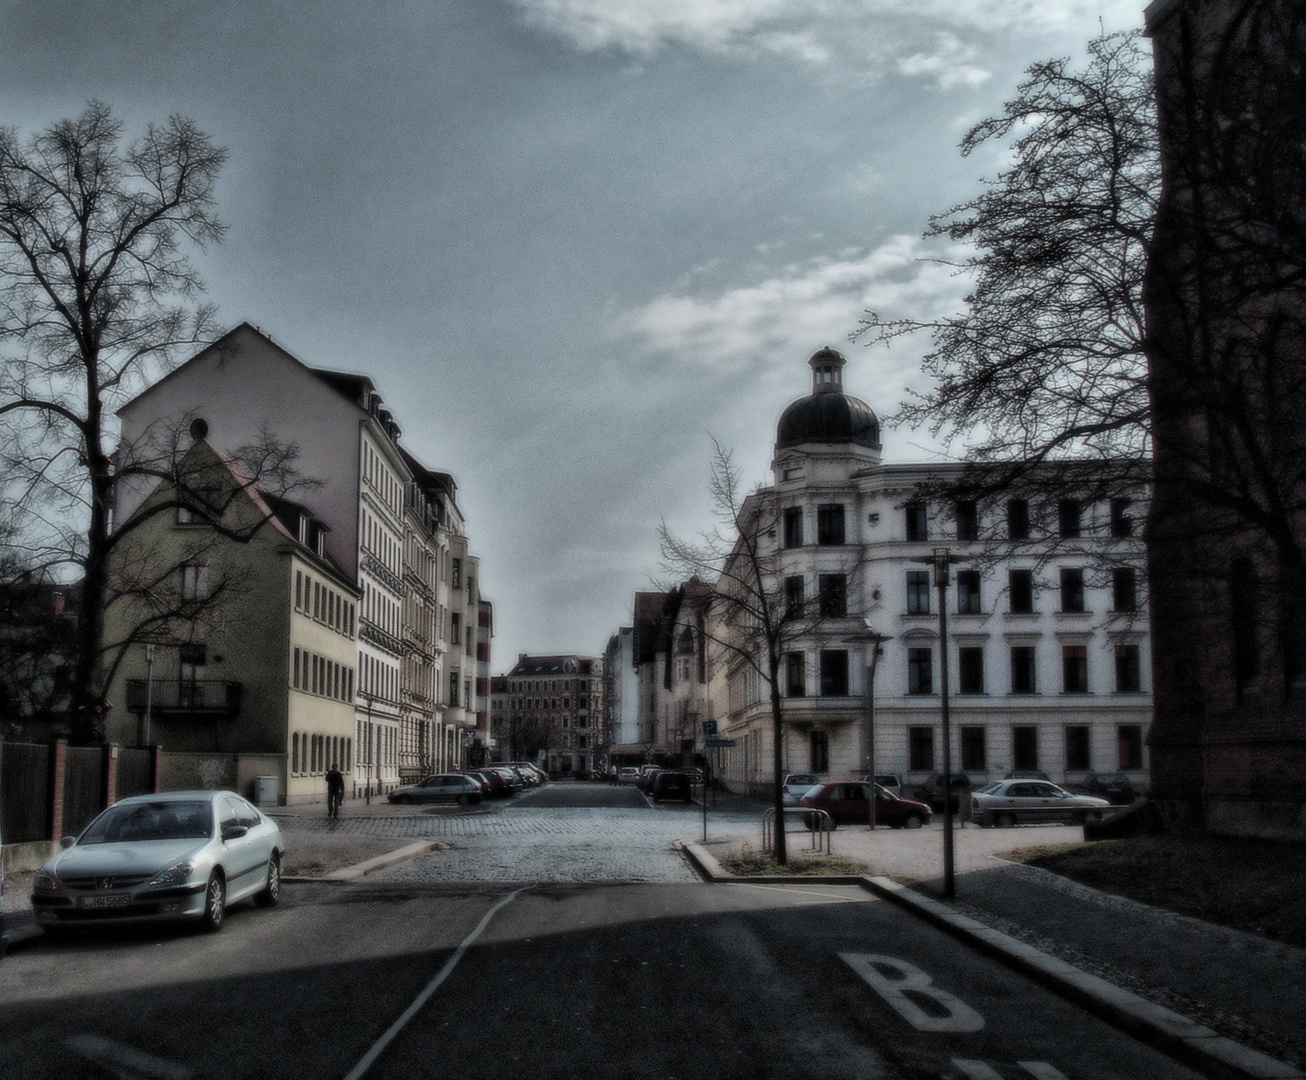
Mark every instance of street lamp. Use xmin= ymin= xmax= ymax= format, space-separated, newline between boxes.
xmin=915 ymin=548 xmax=962 ymax=900
xmin=364 ymin=693 xmax=375 ymax=805
xmin=844 ymin=623 xmax=892 ymax=830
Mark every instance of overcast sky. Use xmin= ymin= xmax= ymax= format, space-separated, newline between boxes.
xmin=4 ymin=0 xmax=1145 ymax=666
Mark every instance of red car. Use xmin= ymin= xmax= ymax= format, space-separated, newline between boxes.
xmin=799 ymin=781 xmax=933 ymax=830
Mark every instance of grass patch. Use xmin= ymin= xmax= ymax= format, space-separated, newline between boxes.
xmin=720 ymin=851 xmax=868 ymax=877
xmin=1004 ymin=834 xmax=1306 ymax=949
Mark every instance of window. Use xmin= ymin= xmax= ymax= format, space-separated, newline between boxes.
xmin=786 ymin=652 xmax=806 ymax=697
xmin=450 ymin=612 xmax=461 ymax=644
xmin=180 ymin=563 xmax=209 ymax=600
xmin=1007 ymin=499 xmax=1030 ymax=540
xmin=818 ymin=574 xmax=847 ymax=618
xmin=907 ymin=647 xmax=933 ymax=694
xmin=1112 ymin=567 xmax=1137 ymax=612
xmin=954 ymin=500 xmax=979 ymax=541
xmin=1115 ymin=643 xmax=1142 ymax=692
xmin=1009 ymin=569 xmax=1034 ymax=613
xmin=905 ymin=502 xmax=928 ymax=541
xmin=785 ymin=576 xmax=805 ymax=619
xmin=1060 ymin=568 xmax=1085 ymax=613
xmin=906 ymin=570 xmax=931 ymax=615
xmin=819 ymin=650 xmax=849 ymax=696
xmin=956 ymin=570 xmax=981 ymax=614
xmin=177 ymin=488 xmax=222 ymax=524
xmin=1058 ymin=498 xmax=1082 ymax=538
xmin=449 ymin=669 xmax=460 ymax=706
xmin=783 ymin=507 xmax=804 ymax=548
xmin=1110 ymin=497 xmax=1133 ymax=538
xmin=452 ymin=558 xmax=461 ymax=588
xmin=1065 ymin=725 xmax=1091 ymax=771
xmin=1011 ymin=646 xmax=1036 ymax=693
xmin=960 ymin=726 xmax=986 ymax=771
xmin=909 ymin=726 xmax=934 ymax=771
xmin=810 ymin=729 xmax=829 ymax=772
xmin=958 ymin=647 xmax=984 ymax=694
xmin=1013 ymin=726 xmax=1039 ymax=771
xmin=1062 ymin=645 xmax=1089 ymax=693
xmin=1118 ymin=725 xmax=1144 ymax=769
xmin=1231 ymin=558 xmax=1259 ymax=699
xmin=817 ymin=503 xmax=846 ymax=545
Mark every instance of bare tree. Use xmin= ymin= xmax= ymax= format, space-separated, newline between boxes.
xmin=660 ymin=439 xmax=869 ymax=865
xmin=0 ymin=103 xmax=300 ymax=740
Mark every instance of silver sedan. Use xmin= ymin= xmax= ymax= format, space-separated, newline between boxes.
xmin=971 ymin=780 xmax=1111 ymax=827
xmin=32 ymin=790 xmax=284 ymax=934
xmin=386 ymin=773 xmax=483 ymax=804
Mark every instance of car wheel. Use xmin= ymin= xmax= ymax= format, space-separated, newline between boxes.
xmin=397 ymin=795 xmax=413 ymax=805
xmin=997 ymin=812 xmax=1017 ymax=828
xmin=255 ymin=853 xmax=281 ymax=907
xmin=202 ymin=872 xmax=226 ymax=932
xmin=903 ymin=814 xmax=924 ymax=829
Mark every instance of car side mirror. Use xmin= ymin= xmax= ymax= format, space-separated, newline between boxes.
xmin=222 ymin=824 xmax=249 ymax=841
xmin=61 ymin=835 xmax=76 ymax=849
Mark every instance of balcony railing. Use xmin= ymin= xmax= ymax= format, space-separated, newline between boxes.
xmin=125 ymin=680 xmax=242 ymax=719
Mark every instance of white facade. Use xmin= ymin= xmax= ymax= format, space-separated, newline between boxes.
xmin=713 ymin=348 xmax=1152 ymax=798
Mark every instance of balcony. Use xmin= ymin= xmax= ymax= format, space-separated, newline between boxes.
xmin=125 ymin=680 xmax=242 ymax=719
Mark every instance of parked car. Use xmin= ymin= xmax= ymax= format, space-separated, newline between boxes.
xmin=618 ymin=767 xmax=641 ymax=784
xmin=913 ymin=772 xmax=973 ymax=811
xmin=485 ymin=766 xmax=524 ymax=794
xmin=971 ymin=780 xmax=1111 ymax=827
xmin=781 ymin=773 xmax=821 ymax=805
xmin=651 ymin=771 xmax=693 ymax=803
xmin=388 ymin=774 xmax=483 ymax=805
xmin=0 ymin=814 xmax=6 ymax=956
xmin=799 ymin=781 xmax=932 ymax=830
xmin=31 ymin=790 xmax=284 ymax=934
xmin=639 ymin=768 xmax=663 ymax=794
xmin=1078 ymin=772 xmax=1138 ymax=805
xmin=861 ymin=773 xmax=902 ymax=798
xmin=504 ymin=762 xmax=547 ymax=785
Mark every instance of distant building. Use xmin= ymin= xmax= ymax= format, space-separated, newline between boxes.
xmin=497 ymin=654 xmax=604 ymax=776
xmin=602 ymin=627 xmax=639 ymax=764
xmin=708 ymin=347 xmax=1153 ymax=798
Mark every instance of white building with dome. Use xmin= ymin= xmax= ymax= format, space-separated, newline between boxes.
xmin=709 ymin=347 xmax=1152 ymax=800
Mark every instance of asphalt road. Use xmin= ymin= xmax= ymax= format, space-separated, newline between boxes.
xmin=0 ymin=784 xmax=1205 ymax=1080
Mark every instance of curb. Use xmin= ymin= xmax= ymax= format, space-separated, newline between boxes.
xmin=680 ymin=842 xmax=1305 ymax=1080
xmin=283 ymin=840 xmax=441 ymax=884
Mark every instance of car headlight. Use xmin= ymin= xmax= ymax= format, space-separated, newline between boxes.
xmin=33 ymin=871 xmax=58 ymax=892
xmin=149 ymin=858 xmax=199 ymax=888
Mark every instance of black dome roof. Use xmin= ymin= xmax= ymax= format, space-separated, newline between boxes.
xmin=776 ymin=346 xmax=880 ymax=450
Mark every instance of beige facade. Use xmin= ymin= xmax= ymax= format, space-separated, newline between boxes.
xmin=103 ymin=439 xmax=358 ymax=807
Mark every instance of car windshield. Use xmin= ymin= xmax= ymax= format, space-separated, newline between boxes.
xmin=80 ymin=800 xmax=213 ymax=844
xmin=978 ymin=783 xmax=1002 ymax=794
xmin=801 ymin=784 xmax=825 ymax=799
xmin=785 ymin=775 xmax=817 ymax=788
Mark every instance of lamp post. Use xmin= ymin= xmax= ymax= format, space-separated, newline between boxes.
xmin=844 ymin=623 xmax=892 ymax=830
xmin=364 ymin=693 xmax=375 ymax=805
xmin=141 ymin=642 xmax=156 ymax=747
xmin=916 ymin=548 xmax=961 ymax=900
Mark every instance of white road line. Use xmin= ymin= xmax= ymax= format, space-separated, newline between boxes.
xmin=1018 ymin=1063 xmax=1071 ymax=1079
xmin=65 ymin=1033 xmax=194 ymax=1080
xmin=343 ymin=885 xmax=533 ymax=1080
xmin=952 ymin=1061 xmax=1005 ymax=1080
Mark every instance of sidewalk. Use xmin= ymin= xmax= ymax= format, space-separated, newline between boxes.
xmin=687 ymin=806 xmax=1306 ymax=1080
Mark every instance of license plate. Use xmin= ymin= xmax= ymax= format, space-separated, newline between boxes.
xmin=81 ymin=894 xmax=131 ymax=909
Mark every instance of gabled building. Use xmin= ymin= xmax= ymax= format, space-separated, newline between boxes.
xmin=498 ymin=653 xmax=604 ymax=777
xmin=114 ymin=323 xmax=485 ymax=799
xmin=103 ymin=437 xmax=358 ymax=803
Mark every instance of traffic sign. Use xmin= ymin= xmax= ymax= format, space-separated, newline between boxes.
xmin=702 ymin=719 xmax=719 ymax=736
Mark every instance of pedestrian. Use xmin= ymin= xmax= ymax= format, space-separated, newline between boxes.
xmin=326 ymin=762 xmax=345 ymax=818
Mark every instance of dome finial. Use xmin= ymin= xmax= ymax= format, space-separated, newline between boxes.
xmin=807 ymin=345 xmax=846 ymax=395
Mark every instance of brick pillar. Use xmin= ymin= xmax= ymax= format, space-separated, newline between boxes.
xmin=104 ymin=743 xmax=119 ymax=807
xmin=49 ymin=739 xmax=67 ymax=843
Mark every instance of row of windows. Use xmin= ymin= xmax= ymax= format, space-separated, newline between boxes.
xmin=360 ymin=651 xmax=400 ymax=702
xmin=905 ymin=567 xmax=1138 ymax=616
xmin=506 ymin=697 xmax=588 ymax=711
xmin=509 ymin=678 xmax=595 ymax=693
xmin=294 ymin=570 xmax=356 ymax=637
xmin=906 ymin=723 xmax=1145 ymax=773
xmin=292 ymin=648 xmax=356 ymax=702
xmin=779 ymin=497 xmax=1135 ymax=549
xmin=783 ymin=643 xmax=1144 ymax=698
xmin=291 ymin=732 xmax=352 ymax=775
xmin=363 ymin=439 xmax=404 ymax=521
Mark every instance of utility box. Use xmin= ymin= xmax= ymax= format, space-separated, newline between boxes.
xmin=254 ymin=776 xmax=279 ymax=807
